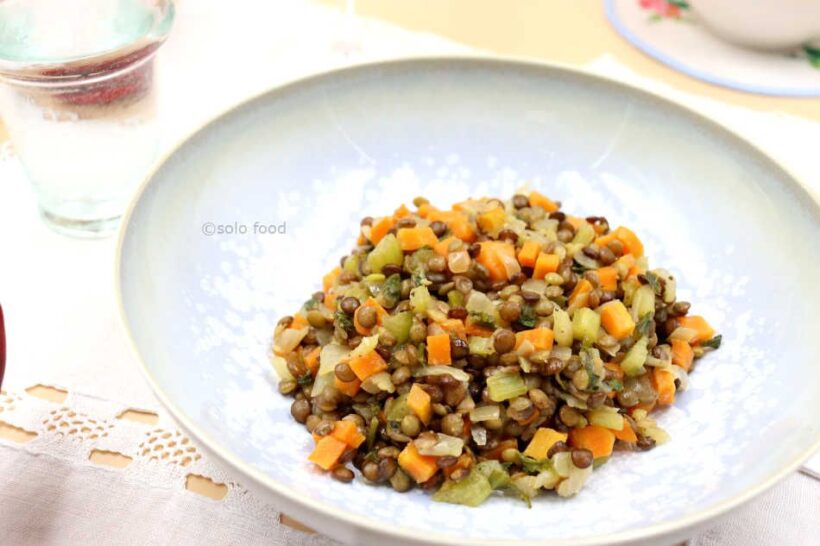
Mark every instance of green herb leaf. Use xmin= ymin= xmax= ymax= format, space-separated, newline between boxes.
xmin=700 ymin=335 xmax=722 ymax=349
xmin=571 ymin=262 xmax=587 ymax=275
xmin=379 ymin=273 xmax=402 ymax=308
xmin=635 ymin=313 xmax=653 ymax=337
xmin=607 ymin=379 xmax=624 ymax=392
xmin=297 ymin=373 xmax=313 ymax=387
xmin=335 ymin=310 xmax=354 ymax=332
xmin=302 ymin=297 xmax=319 ymax=311
xmin=645 ymin=271 xmax=662 ymax=295
xmin=807 ymin=46 xmax=820 ymax=69
xmin=581 ymin=349 xmax=600 ymax=391
xmin=667 ymin=0 xmax=690 ymax=8
xmin=417 ymin=342 xmax=427 ymax=366
xmin=470 ymin=311 xmax=496 ymax=328
xmin=518 ymin=304 xmax=537 ymax=328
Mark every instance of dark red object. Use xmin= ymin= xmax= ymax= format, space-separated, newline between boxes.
xmin=0 ymin=304 xmax=5 ymax=390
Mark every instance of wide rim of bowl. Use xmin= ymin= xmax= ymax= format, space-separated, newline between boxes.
xmin=115 ymin=55 xmax=820 ymax=546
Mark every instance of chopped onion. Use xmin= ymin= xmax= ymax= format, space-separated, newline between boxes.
xmin=499 ymin=251 xmax=522 ymax=280
xmin=311 ymin=373 xmax=334 ymax=398
xmin=469 ymin=405 xmax=501 ymax=422
xmin=516 ymin=339 xmax=536 ymax=357
xmin=556 ymin=464 xmax=592 ymax=498
xmin=414 ymin=366 xmax=471 ymax=383
xmin=521 ymin=278 xmax=547 ymax=296
xmin=549 ymin=346 xmax=572 ymax=362
xmin=573 ymin=251 xmax=600 ymax=271
xmin=416 ymin=433 xmax=464 ymax=457
xmin=317 ymin=343 xmax=350 ymax=376
xmin=669 ymin=365 xmax=689 ymax=392
xmin=361 ymin=371 xmax=395 ymax=394
xmin=471 ymin=425 xmax=488 ymax=447
xmin=551 ymin=451 xmax=573 ymax=478
xmin=273 ymin=327 xmax=308 ymax=355
xmin=350 ymin=334 xmax=379 ymax=359
xmin=669 ymin=327 xmax=698 ymax=343
xmin=457 ymin=392 xmax=476 ymax=412
xmin=270 ymin=355 xmax=293 ymax=381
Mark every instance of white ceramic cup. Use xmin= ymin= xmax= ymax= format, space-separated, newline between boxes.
xmin=688 ymin=0 xmax=820 ymax=51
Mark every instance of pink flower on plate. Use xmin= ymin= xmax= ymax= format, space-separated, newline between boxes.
xmin=639 ymin=0 xmax=688 ymax=19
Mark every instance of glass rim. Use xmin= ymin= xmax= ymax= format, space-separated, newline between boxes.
xmin=0 ymin=0 xmax=174 ymax=83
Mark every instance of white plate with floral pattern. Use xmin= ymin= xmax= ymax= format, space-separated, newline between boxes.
xmin=117 ymin=57 xmax=820 ymax=545
xmin=605 ymin=0 xmax=820 ymax=97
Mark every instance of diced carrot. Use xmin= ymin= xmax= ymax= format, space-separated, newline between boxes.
xmin=465 ymin=318 xmax=494 ymax=337
xmin=311 ymin=432 xmax=322 ymax=444
xmin=532 ymin=253 xmax=560 ymax=280
xmin=677 ymin=315 xmax=715 ymax=344
xmin=449 ymin=213 xmax=476 ymax=243
xmin=604 ymin=361 xmax=625 ymax=381
xmin=477 ymin=205 xmax=506 ymax=234
xmin=652 ymin=368 xmax=676 ymax=406
xmin=369 ymin=217 xmax=395 ymax=245
xmin=290 ymin=314 xmax=309 ymax=330
xmin=407 ymin=384 xmax=432 ymax=425
xmin=304 ymin=347 xmax=321 ymax=376
xmin=565 ymin=216 xmax=584 ymax=230
xmin=615 ymin=227 xmax=644 ymax=258
xmin=334 ymin=375 xmax=361 ymax=397
xmin=612 ymin=419 xmax=638 ymax=443
xmin=596 ymin=267 xmax=618 ymax=292
xmin=600 ymin=300 xmax=636 ymax=340
xmin=523 ymin=428 xmax=568 ymax=459
xmin=440 ymin=319 xmax=467 ymax=340
xmin=517 ymin=240 xmax=541 ymax=268
xmin=443 ymin=453 xmax=473 ymax=479
xmin=348 ymin=350 xmax=388 ymax=381
xmin=476 ymin=241 xmax=519 ymax=281
xmin=417 ymin=203 xmax=436 ymax=218
xmin=594 ymin=231 xmax=618 ymax=249
xmin=427 ymin=333 xmax=452 ymax=365
xmin=528 ymin=191 xmax=559 ymax=213
xmin=393 ymin=203 xmax=411 ymax=219
xmin=331 ymin=420 xmax=366 ymax=449
xmin=433 ymin=236 xmax=457 ymax=257
xmin=568 ymin=278 xmax=593 ymax=308
xmin=322 ymin=267 xmax=341 ymax=292
xmin=357 ymin=233 xmax=367 ymax=245
xmin=568 ymin=425 xmax=616 ymax=459
xmin=398 ymin=443 xmax=439 ymax=483
xmin=324 ymin=292 xmax=337 ymax=311
xmin=354 ymin=298 xmax=387 ymax=336
xmin=482 ymin=438 xmax=518 ymax=460
xmin=397 ymin=226 xmax=439 ymax=251
xmin=515 ymin=328 xmax=554 ymax=352
xmin=308 ymin=435 xmax=347 ymax=470
xmin=671 ymin=339 xmax=694 ymax=372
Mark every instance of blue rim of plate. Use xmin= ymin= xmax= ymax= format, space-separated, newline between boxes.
xmin=603 ymin=0 xmax=820 ymax=97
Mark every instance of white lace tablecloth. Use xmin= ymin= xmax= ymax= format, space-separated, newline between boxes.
xmin=0 ymin=1 xmax=818 ymax=544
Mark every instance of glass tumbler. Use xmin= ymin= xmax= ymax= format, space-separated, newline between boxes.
xmin=0 ymin=0 xmax=174 ymax=237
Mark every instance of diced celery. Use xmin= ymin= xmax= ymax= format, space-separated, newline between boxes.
xmin=386 ymin=393 xmax=409 ymax=422
xmin=487 ymin=371 xmax=528 ymax=402
xmin=466 ymin=291 xmax=498 ymax=326
xmin=383 ymin=312 xmax=412 ymax=344
xmin=349 ymin=334 xmax=379 ymax=359
xmin=571 ymin=222 xmax=596 ymax=246
xmin=407 ymin=247 xmax=434 ymax=275
xmin=622 ymin=278 xmax=640 ymax=307
xmin=432 ymin=469 xmax=494 ymax=507
xmin=630 ymin=285 xmax=655 ymax=322
xmin=341 ymin=283 xmax=370 ymax=304
xmin=468 ymin=336 xmax=495 ymax=356
xmin=363 ymin=273 xmax=385 ymax=284
xmin=588 ymin=409 xmax=625 ymax=430
xmin=572 ymin=307 xmax=600 ymax=346
xmin=621 ymin=336 xmax=648 ymax=376
xmin=410 ymin=285 xmax=432 ymax=314
xmin=447 ymin=290 xmax=465 ymax=308
xmin=343 ymin=254 xmax=360 ymax=274
xmin=366 ymin=233 xmax=403 ymax=273
xmin=553 ymin=308 xmax=573 ymax=347
xmin=475 ymin=460 xmax=511 ymax=490
xmin=469 ymin=405 xmax=501 ymax=422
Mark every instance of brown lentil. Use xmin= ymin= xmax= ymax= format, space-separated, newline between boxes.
xmin=493 ymin=329 xmax=516 ymax=354
xmin=340 ymin=296 xmax=360 ymax=315
xmin=335 ymin=362 xmax=357 ymax=382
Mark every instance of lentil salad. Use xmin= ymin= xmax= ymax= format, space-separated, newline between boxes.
xmin=271 ymin=191 xmax=720 ymax=506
